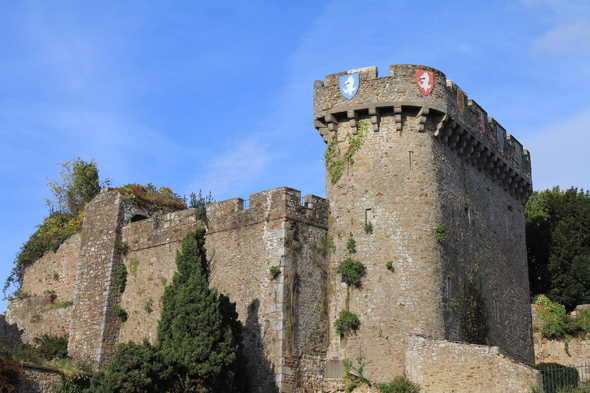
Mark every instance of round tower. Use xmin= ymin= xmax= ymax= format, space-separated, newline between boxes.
xmin=313 ymin=64 xmax=534 ymax=381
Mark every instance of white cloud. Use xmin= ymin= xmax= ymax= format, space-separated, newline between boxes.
xmin=521 ymin=107 xmax=590 ymax=191
xmin=533 ymin=19 xmax=590 ymax=52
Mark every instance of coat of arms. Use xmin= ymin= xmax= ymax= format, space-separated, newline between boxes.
xmin=497 ymin=124 xmax=505 ymax=151
xmin=340 ymin=73 xmax=359 ymax=100
xmin=478 ymin=108 xmax=487 ymax=134
xmin=457 ymin=90 xmax=465 ymax=116
xmin=415 ymin=69 xmax=434 ymax=96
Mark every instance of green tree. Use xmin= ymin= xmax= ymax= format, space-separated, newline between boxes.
xmin=156 ymin=227 xmax=250 ymax=392
xmin=526 ymin=187 xmax=590 ymax=311
xmin=4 ymin=159 xmax=109 ymax=296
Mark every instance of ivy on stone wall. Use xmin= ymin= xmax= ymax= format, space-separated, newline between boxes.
xmin=458 ymin=265 xmax=488 ymax=345
xmin=324 ymin=121 xmax=367 ymax=184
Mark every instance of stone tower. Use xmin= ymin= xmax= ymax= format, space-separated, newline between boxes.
xmin=313 ymin=65 xmax=534 ymax=381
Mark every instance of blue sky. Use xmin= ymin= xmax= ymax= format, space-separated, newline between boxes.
xmin=1 ymin=0 xmax=589 ymax=312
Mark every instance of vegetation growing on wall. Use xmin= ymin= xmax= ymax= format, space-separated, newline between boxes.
xmin=335 ymin=310 xmax=360 ymax=336
xmin=324 ymin=121 xmax=367 ymax=184
xmin=435 ymin=224 xmax=449 ymax=244
xmin=116 ymin=183 xmax=187 ymax=213
xmin=533 ymin=295 xmax=590 ymax=353
xmin=4 ymin=158 xmax=109 ymax=297
xmin=458 ymin=265 xmax=488 ymax=345
xmin=116 ymin=263 xmax=127 ymax=293
xmin=189 ymin=189 xmax=215 ymax=225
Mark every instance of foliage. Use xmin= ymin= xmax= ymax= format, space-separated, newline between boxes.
xmin=189 ymin=190 xmax=215 ymax=224
xmin=435 ymin=224 xmax=449 ymax=244
xmin=53 ymin=299 xmax=74 ymax=308
xmin=116 ymin=263 xmax=127 ymax=293
xmin=5 ymin=158 xmax=108 ymax=297
xmin=30 ymin=313 xmax=41 ymax=324
xmin=324 ymin=121 xmax=367 ymax=184
xmin=129 ymin=259 xmax=139 ymax=277
xmin=0 ymin=356 xmax=20 ymax=393
xmin=346 ymin=238 xmax=356 ymax=254
xmin=7 ymin=289 xmax=30 ymax=301
xmin=155 ymin=227 xmax=250 ymax=392
xmin=144 ymin=298 xmax=153 ymax=314
xmin=458 ymin=265 xmax=488 ymax=345
xmin=525 ymin=187 xmax=590 ymax=311
xmin=46 ymin=158 xmax=110 ymax=215
xmin=53 ymin=271 xmax=60 ymax=281
xmin=113 ymin=305 xmax=128 ymax=322
xmin=116 ymin=183 xmax=187 ymax=213
xmin=94 ymin=340 xmax=173 ymax=393
xmin=533 ymin=295 xmax=590 ymax=345
xmin=335 ymin=310 xmax=360 ymax=336
xmin=269 ymin=265 xmax=281 ymax=279
xmin=33 ymin=333 xmax=68 ymax=361
xmin=529 ymin=363 xmax=579 ymax=393
xmin=557 ymin=386 xmax=590 ymax=393
xmin=337 ymin=257 xmax=367 ymax=288
xmin=386 ymin=261 xmax=395 ymax=273
xmin=363 ymin=221 xmax=373 ymax=234
xmin=376 ymin=377 xmax=420 ymax=393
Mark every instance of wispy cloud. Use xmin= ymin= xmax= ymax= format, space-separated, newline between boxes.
xmin=533 ymin=19 xmax=590 ymax=52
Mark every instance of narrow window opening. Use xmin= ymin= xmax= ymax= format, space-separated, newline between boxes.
xmin=465 ymin=208 xmax=471 ymax=225
xmin=494 ymin=300 xmax=499 ymax=321
xmin=408 ymin=151 xmax=414 ymax=171
xmin=365 ymin=209 xmax=372 ymax=225
xmin=131 ymin=214 xmax=148 ymax=223
xmin=447 ymin=277 xmax=451 ymax=299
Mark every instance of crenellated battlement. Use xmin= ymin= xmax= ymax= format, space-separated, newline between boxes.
xmin=313 ymin=64 xmax=532 ymax=204
xmin=206 ymin=187 xmax=329 ymax=234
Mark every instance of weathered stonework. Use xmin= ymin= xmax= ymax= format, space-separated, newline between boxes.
xmin=5 ymin=64 xmax=535 ymax=392
xmin=16 ymin=365 xmax=61 ymax=393
xmin=405 ymin=336 xmax=541 ymax=392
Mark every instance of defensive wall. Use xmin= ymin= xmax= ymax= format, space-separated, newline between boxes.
xmin=313 ymin=64 xmax=534 ymax=381
xmin=4 ymin=64 xmax=541 ymax=392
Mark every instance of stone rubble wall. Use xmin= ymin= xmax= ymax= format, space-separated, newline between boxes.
xmin=5 ymin=295 xmax=72 ymax=343
xmin=118 ymin=208 xmax=200 ymax=344
xmin=405 ymin=336 xmax=542 ymax=393
xmin=16 ymin=365 xmax=60 ymax=393
xmin=21 ymin=234 xmax=80 ymax=303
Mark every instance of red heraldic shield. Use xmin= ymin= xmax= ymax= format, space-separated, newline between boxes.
xmin=415 ymin=69 xmax=434 ymax=96
xmin=478 ymin=108 xmax=487 ymax=134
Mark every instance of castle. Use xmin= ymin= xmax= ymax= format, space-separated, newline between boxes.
xmin=5 ymin=64 xmax=538 ymax=392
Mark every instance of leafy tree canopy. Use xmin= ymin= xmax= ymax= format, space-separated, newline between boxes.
xmin=526 ymin=186 xmax=590 ymax=311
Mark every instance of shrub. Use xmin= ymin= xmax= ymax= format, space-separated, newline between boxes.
xmin=376 ymin=376 xmax=420 ymax=393
xmin=346 ymin=238 xmax=356 ymax=254
xmin=13 ymin=343 xmax=44 ymax=365
xmin=335 ymin=310 xmax=360 ymax=336
xmin=0 ymin=356 xmax=20 ymax=393
xmin=113 ymin=305 xmax=128 ymax=322
xmin=116 ymin=183 xmax=187 ymax=213
xmin=363 ymin=221 xmax=373 ymax=234
xmin=269 ymin=266 xmax=281 ymax=279
xmin=386 ymin=261 xmax=394 ymax=272
xmin=33 ymin=333 xmax=68 ymax=360
xmin=435 ymin=224 xmax=449 ymax=244
xmin=7 ymin=289 xmax=31 ymax=301
xmin=529 ymin=363 xmax=579 ymax=393
xmin=30 ymin=313 xmax=41 ymax=324
xmin=116 ymin=263 xmax=127 ymax=293
xmin=533 ymin=295 xmax=590 ymax=342
xmin=337 ymin=257 xmax=367 ymax=288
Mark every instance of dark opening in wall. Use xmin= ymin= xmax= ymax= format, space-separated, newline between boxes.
xmin=131 ymin=214 xmax=148 ymax=223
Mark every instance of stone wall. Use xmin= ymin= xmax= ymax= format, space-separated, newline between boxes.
xmin=118 ymin=208 xmax=200 ymax=344
xmin=21 ymin=234 xmax=80 ymax=303
xmin=16 ymin=365 xmax=60 ymax=393
xmin=5 ymin=294 xmax=72 ymax=343
xmin=206 ymin=187 xmax=329 ymax=393
xmin=405 ymin=336 xmax=541 ymax=393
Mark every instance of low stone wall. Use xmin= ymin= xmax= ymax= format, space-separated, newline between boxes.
xmin=16 ymin=365 xmax=60 ymax=393
xmin=5 ymin=295 xmax=72 ymax=343
xmin=405 ymin=336 xmax=541 ymax=393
